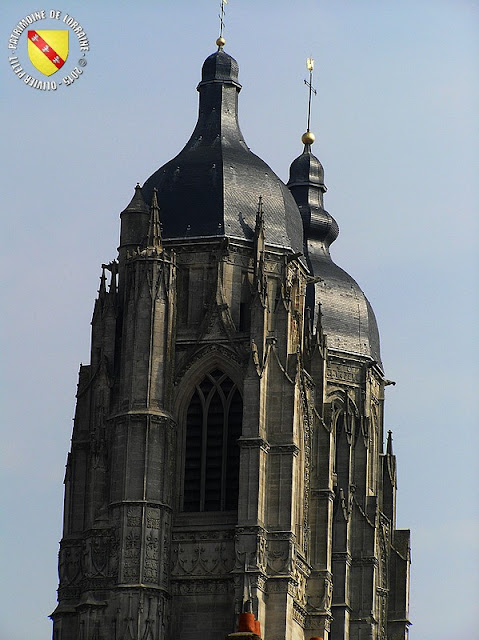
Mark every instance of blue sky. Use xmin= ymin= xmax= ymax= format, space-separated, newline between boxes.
xmin=1 ymin=1 xmax=478 ymax=638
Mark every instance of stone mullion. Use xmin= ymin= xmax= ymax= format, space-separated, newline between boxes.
xmin=220 ymin=387 xmax=231 ymax=511
xmin=200 ymin=388 xmax=208 ymax=511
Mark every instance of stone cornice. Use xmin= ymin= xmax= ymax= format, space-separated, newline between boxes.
xmin=268 ymin=443 xmax=300 ymax=456
xmin=237 ymin=437 xmax=270 ymax=453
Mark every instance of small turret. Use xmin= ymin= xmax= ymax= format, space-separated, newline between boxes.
xmin=287 ymin=134 xmax=339 ymax=249
xmin=386 ymin=429 xmax=394 ymax=455
xmin=98 ymin=265 xmax=107 ymax=298
xmin=119 ymin=183 xmax=149 ymax=261
xmin=287 ymin=127 xmax=381 ymax=364
xmin=382 ymin=430 xmax=397 ymax=522
xmin=146 ymin=188 xmax=163 ymax=252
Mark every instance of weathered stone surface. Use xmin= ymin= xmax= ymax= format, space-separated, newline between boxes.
xmin=53 ymin=44 xmax=410 ymax=640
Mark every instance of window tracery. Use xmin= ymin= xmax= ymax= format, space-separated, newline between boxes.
xmin=183 ymin=369 xmax=242 ymax=512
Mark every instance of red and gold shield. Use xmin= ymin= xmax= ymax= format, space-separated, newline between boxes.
xmin=27 ymin=30 xmax=69 ymax=76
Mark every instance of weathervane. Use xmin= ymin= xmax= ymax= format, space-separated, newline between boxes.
xmin=304 ymin=57 xmax=317 ymax=133
xmin=302 ymin=57 xmax=317 ymax=146
xmin=217 ymin=0 xmax=227 ymax=48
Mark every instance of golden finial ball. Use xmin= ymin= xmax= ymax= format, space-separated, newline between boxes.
xmin=216 ymin=36 xmax=226 ymax=48
xmin=302 ymin=131 xmax=315 ymax=145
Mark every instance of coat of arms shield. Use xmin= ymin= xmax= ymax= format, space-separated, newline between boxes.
xmin=27 ymin=30 xmax=69 ymax=76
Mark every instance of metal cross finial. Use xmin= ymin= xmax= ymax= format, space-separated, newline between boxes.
xmin=304 ymin=57 xmax=317 ymax=132
xmin=219 ymin=0 xmax=227 ymax=39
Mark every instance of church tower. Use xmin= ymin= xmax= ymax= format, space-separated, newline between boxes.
xmin=52 ymin=38 xmax=410 ymax=640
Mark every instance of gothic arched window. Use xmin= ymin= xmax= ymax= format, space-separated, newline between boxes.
xmin=183 ymin=369 xmax=242 ymax=512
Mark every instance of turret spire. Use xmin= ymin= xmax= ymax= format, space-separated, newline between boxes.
xmin=147 ymin=188 xmax=162 ymax=251
xmin=253 ymin=196 xmax=266 ymax=300
xmin=99 ymin=265 xmax=107 ymax=296
xmin=119 ymin=183 xmax=150 ymax=266
xmin=386 ymin=430 xmax=394 ymax=455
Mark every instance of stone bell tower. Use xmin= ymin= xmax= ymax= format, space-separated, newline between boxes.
xmin=52 ymin=38 xmax=410 ymax=640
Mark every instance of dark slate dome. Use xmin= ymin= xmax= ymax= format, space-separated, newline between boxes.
xmin=288 ymin=142 xmax=382 ymax=367
xmin=201 ymin=47 xmax=240 ymax=83
xmin=141 ymin=48 xmax=303 ymax=255
xmin=288 ymin=143 xmax=339 ymax=247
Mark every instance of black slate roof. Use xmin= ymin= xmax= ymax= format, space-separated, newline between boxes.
xmin=141 ymin=49 xmax=304 ymax=255
xmin=288 ymin=145 xmax=382 ymax=367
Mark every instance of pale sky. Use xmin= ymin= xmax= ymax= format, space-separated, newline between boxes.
xmin=1 ymin=1 xmax=478 ymax=638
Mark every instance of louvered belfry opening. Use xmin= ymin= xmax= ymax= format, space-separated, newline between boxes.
xmin=183 ymin=369 xmax=242 ymax=512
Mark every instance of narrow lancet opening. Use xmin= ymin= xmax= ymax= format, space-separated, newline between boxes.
xmin=183 ymin=369 xmax=242 ymax=512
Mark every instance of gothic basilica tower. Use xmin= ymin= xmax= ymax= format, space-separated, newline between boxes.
xmin=52 ymin=36 xmax=410 ymax=640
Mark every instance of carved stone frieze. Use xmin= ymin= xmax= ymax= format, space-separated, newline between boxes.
xmin=146 ymin=508 xmax=161 ymax=530
xmin=353 ymin=556 xmax=379 ymax=568
xmin=293 ymin=600 xmax=307 ymax=626
xmin=266 ymin=577 xmax=293 ymax=594
xmin=59 ymin=544 xmax=82 ymax=586
xmin=123 ymin=531 xmax=141 ymax=581
xmin=81 ymin=530 xmax=118 ymax=579
xmin=172 ymin=529 xmax=234 ymax=542
xmin=320 ymin=576 xmax=333 ymax=611
xmin=111 ymin=591 xmax=167 ymax=640
xmin=245 ymin=573 xmax=267 ymax=592
xmin=171 ymin=538 xmax=235 ymax=577
xmin=126 ymin=505 xmax=142 ymax=528
xmin=170 ymin=578 xmax=234 ymax=596
xmin=224 ymin=244 xmax=252 ymax=259
xmin=264 ymin=261 xmax=282 ymax=274
xmin=267 ymin=531 xmax=295 ymax=541
xmin=144 ymin=531 xmax=160 ymax=582
xmin=305 ymin=615 xmax=332 ymax=633
xmin=234 ymin=529 xmax=267 ymax=573
xmin=235 ymin=526 xmax=266 ymax=536
xmin=326 ymin=362 xmax=362 ymax=385
xmin=57 ymin=586 xmax=81 ymax=601
xmin=292 ymin=567 xmax=308 ymax=607
xmin=266 ymin=537 xmax=295 ymax=575
xmin=121 ymin=505 xmax=142 ymax=583
xmin=332 ymin=551 xmax=352 ymax=565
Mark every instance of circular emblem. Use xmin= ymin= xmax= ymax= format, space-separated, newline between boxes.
xmin=7 ymin=9 xmax=90 ymax=91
